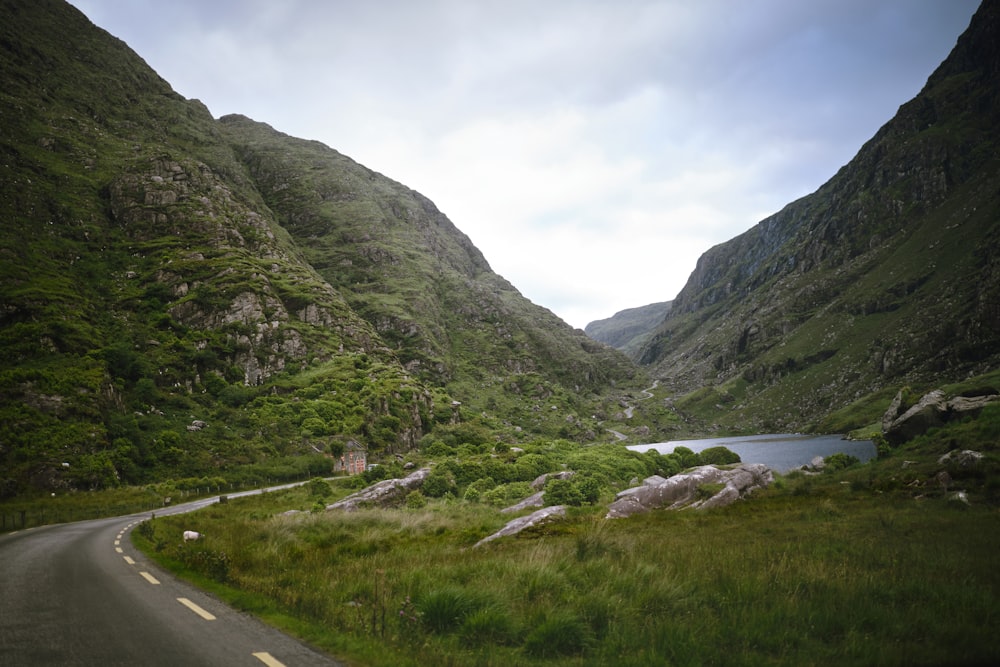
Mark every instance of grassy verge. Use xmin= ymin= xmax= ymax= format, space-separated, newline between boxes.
xmin=0 ymin=485 xmax=171 ymax=532
xmin=133 ymin=451 xmax=1000 ymax=666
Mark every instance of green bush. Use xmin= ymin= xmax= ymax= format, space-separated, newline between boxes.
xmin=544 ymin=477 xmax=583 ymax=506
xmin=405 ymin=490 xmax=427 ymax=509
xmin=672 ymin=446 xmax=702 ymax=468
xmin=463 ymin=476 xmax=496 ymax=503
xmin=824 ymin=452 xmax=860 ymax=472
xmin=481 ymin=482 xmax=532 ymax=507
xmin=575 ymin=475 xmax=602 ymax=504
xmin=699 ymin=446 xmax=741 ymax=465
xmin=422 ymin=468 xmax=457 ymax=498
xmin=307 ymin=477 xmax=331 ymax=498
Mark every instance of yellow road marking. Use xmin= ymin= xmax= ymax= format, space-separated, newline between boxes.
xmin=252 ymin=652 xmax=287 ymax=667
xmin=123 ymin=556 xmax=135 ymax=565
xmin=177 ymin=597 xmax=216 ymax=621
xmin=139 ymin=571 xmax=160 ymax=585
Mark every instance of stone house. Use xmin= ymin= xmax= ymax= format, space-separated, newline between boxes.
xmin=335 ymin=440 xmax=367 ymax=475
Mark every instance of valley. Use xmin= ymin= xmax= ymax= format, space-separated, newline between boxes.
xmin=1 ymin=1 xmax=999 ymax=664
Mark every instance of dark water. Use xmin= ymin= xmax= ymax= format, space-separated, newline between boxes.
xmin=626 ymin=434 xmax=876 ymax=472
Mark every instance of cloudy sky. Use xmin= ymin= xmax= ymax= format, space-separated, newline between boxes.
xmin=72 ymin=1 xmax=979 ymax=329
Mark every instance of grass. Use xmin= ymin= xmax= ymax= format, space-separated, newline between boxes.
xmin=133 ymin=447 xmax=1000 ymax=667
xmin=0 ymin=485 xmax=180 ymax=531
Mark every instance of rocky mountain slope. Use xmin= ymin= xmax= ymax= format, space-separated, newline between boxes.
xmin=0 ymin=0 xmax=639 ymax=495
xmin=635 ymin=1 xmax=1000 ymax=432
xmin=584 ymin=301 xmax=672 ymax=358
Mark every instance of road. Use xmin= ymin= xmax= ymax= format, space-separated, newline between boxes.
xmin=0 ymin=491 xmax=342 ymax=667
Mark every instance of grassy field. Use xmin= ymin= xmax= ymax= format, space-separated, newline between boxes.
xmin=132 ymin=433 xmax=1000 ymax=667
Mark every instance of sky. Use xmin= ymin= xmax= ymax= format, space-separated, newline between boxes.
xmin=71 ymin=0 xmax=980 ymax=330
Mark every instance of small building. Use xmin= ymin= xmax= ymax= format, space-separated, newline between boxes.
xmin=335 ymin=440 xmax=367 ymax=476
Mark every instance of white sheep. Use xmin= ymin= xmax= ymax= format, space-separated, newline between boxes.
xmin=182 ymin=530 xmax=201 ymax=542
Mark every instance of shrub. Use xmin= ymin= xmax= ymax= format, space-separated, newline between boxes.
xmin=422 ymin=468 xmax=457 ymax=498
xmin=405 ymin=490 xmax=427 ymax=509
xmin=481 ymin=482 xmax=532 ymax=507
xmin=544 ymin=477 xmax=583 ymax=506
xmin=307 ymin=477 xmax=332 ymax=498
xmin=824 ymin=452 xmax=860 ymax=472
xmin=463 ymin=476 xmax=496 ymax=503
xmin=575 ymin=475 xmax=602 ymax=504
xmin=672 ymin=446 xmax=701 ymax=468
xmin=699 ymin=446 xmax=741 ymax=465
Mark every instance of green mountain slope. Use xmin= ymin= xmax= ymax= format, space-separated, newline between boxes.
xmin=0 ymin=0 xmax=639 ymax=496
xmin=637 ymin=1 xmax=1000 ymax=432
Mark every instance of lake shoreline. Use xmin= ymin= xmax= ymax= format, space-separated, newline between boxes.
xmin=627 ymin=433 xmax=877 ymax=472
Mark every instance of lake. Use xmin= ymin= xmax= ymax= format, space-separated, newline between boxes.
xmin=626 ymin=433 xmax=876 ymax=472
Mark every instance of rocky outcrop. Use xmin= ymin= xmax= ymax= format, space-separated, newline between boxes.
xmin=474 ymin=505 xmax=566 ymax=548
xmin=606 ymin=464 xmax=773 ymax=518
xmin=530 ymin=470 xmax=574 ymax=490
xmin=326 ymin=467 xmax=430 ymax=511
xmin=500 ymin=491 xmax=545 ymax=514
xmin=938 ymin=449 xmax=984 ymax=468
xmin=882 ymin=389 xmax=999 ymax=444
xmin=634 ymin=3 xmax=1000 ymax=431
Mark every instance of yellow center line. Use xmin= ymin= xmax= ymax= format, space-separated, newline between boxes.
xmin=252 ymin=652 xmax=287 ymax=667
xmin=177 ymin=597 xmax=216 ymax=621
xmin=139 ymin=571 xmax=160 ymax=585
xmin=123 ymin=556 xmax=135 ymax=565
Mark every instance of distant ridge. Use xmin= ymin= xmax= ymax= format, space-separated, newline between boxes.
xmin=585 ymin=302 xmax=672 ymax=359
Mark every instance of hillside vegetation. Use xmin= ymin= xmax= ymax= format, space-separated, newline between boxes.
xmin=0 ymin=0 xmax=641 ymax=497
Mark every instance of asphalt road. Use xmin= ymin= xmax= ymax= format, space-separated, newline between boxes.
xmin=0 ymin=493 xmax=342 ymax=667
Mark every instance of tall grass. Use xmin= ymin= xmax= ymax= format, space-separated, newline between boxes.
xmin=133 ymin=472 xmax=1000 ymax=666
xmin=0 ymin=485 xmax=167 ymax=531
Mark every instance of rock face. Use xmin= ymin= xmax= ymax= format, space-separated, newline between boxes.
xmin=882 ymin=389 xmax=1000 ymax=444
xmin=606 ymin=464 xmax=773 ymax=518
xmin=500 ymin=491 xmax=546 ymax=514
xmin=474 ymin=505 xmax=566 ymax=548
xmin=633 ymin=2 xmax=1000 ymax=432
xmin=326 ymin=468 xmax=431 ymax=511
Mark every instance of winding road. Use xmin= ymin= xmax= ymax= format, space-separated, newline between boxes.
xmin=610 ymin=380 xmax=660 ymax=440
xmin=0 ymin=493 xmax=341 ymax=667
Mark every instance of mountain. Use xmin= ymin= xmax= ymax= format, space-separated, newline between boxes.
xmin=0 ymin=0 xmax=639 ymax=496
xmin=635 ymin=1 xmax=1000 ymax=432
xmin=584 ymin=301 xmax=672 ymax=358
